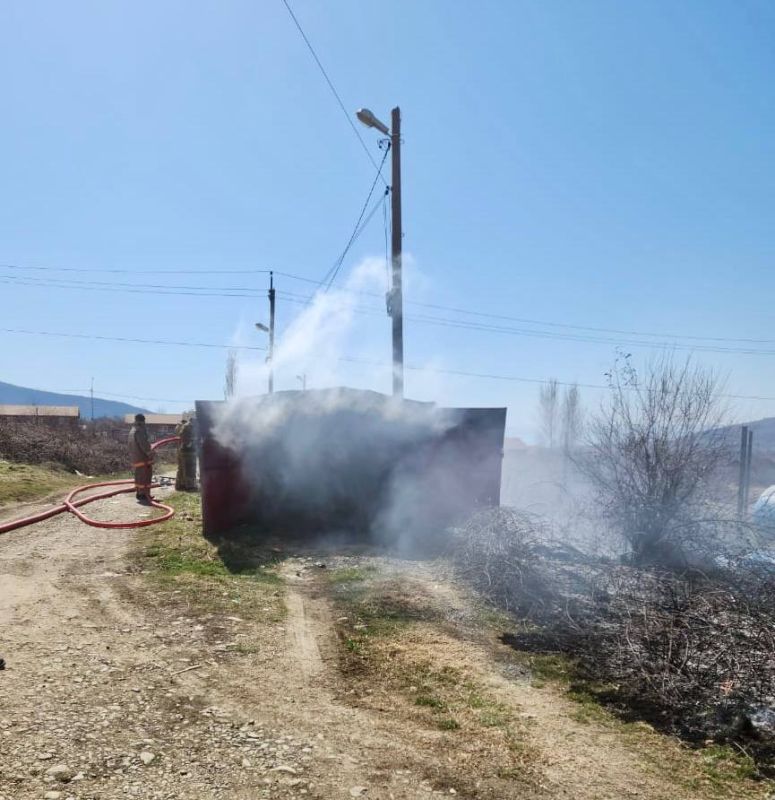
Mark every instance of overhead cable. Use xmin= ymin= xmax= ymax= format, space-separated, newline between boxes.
xmin=3 ymin=328 xmax=774 ymax=402
xmin=5 ymin=261 xmax=775 ymax=347
xmin=0 ymin=327 xmax=266 ymax=351
xmin=322 ymin=146 xmax=391 ymax=290
xmin=279 ymin=0 xmax=387 ymax=185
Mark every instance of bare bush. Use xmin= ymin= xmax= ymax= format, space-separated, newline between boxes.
xmin=451 ymin=507 xmax=556 ymax=616
xmin=579 ymin=354 xmax=729 ymax=566
xmin=0 ymin=419 xmax=128 ymax=474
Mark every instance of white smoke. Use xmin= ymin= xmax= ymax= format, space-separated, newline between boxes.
xmin=237 ymin=257 xmax=390 ymax=396
xmin=207 ymin=258 xmax=506 ymax=550
xmin=211 ymin=387 xmax=470 ymax=551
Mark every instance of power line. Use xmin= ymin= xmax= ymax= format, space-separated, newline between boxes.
xmin=401 ymin=313 xmax=775 ymax=357
xmin=273 ymin=289 xmax=775 ymax=358
xmin=8 ymin=272 xmax=775 ymax=357
xmin=2 ymin=327 xmax=774 ymax=402
xmin=64 ymin=388 xmax=192 ymax=404
xmin=5 ymin=259 xmax=775 ymax=347
xmin=0 ymin=274 xmax=265 ymax=295
xmin=382 ymin=189 xmax=391 ymax=289
xmin=0 ymin=277 xmax=262 ymax=299
xmin=336 ymin=356 xmax=775 ymax=402
xmin=0 ymin=328 xmax=266 ymax=351
xmin=0 ymin=262 xmax=271 ymax=275
xmin=322 ymin=147 xmax=391 ymax=289
xmin=404 ymin=300 xmax=775 ymax=346
xmin=279 ymin=0 xmax=387 ymax=184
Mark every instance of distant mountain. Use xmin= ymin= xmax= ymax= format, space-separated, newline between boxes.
xmin=0 ymin=380 xmax=147 ymax=419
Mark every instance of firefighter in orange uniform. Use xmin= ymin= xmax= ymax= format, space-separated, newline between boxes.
xmin=128 ymin=413 xmax=154 ymax=503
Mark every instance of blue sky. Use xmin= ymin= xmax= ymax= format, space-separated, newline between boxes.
xmin=1 ymin=0 xmax=774 ymax=439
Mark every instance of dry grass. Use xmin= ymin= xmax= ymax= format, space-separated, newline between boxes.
xmin=327 ymin=567 xmax=545 ymax=796
xmin=324 ymin=560 xmax=772 ymax=800
xmin=133 ymin=492 xmax=285 ymax=621
xmin=0 ymin=459 xmax=121 ymax=507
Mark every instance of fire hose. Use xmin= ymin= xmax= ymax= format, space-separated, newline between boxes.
xmin=0 ymin=436 xmax=180 ymax=535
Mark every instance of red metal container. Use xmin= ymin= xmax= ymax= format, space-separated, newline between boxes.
xmin=196 ymin=390 xmax=506 ymax=541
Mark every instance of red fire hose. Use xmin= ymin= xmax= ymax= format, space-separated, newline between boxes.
xmin=0 ymin=436 xmax=180 ymax=535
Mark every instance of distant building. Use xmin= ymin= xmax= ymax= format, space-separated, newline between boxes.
xmin=123 ymin=413 xmax=182 ymax=437
xmin=0 ymin=405 xmax=80 ymax=427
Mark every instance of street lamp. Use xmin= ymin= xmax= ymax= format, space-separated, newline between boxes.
xmin=356 ymin=105 xmax=403 ymax=398
xmin=356 ymin=108 xmax=389 ymax=136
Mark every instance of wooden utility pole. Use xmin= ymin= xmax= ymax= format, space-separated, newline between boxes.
xmin=268 ymin=272 xmax=276 ymax=394
xmin=90 ymin=377 xmax=94 ymax=422
xmin=390 ymin=107 xmax=403 ymax=397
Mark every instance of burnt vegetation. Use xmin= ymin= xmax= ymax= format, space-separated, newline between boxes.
xmin=455 ymin=357 xmax=775 ymax=772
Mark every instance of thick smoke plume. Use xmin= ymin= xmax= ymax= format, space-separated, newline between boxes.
xmin=213 ymin=388 xmax=471 ymax=551
xmin=238 ymin=257 xmax=390 ymax=395
xmin=211 ymin=261 xmax=504 ymax=551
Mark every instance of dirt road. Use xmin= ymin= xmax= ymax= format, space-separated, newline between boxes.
xmin=0 ymin=488 xmax=769 ymax=800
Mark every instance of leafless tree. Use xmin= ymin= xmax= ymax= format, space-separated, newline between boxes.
xmin=561 ymin=384 xmax=583 ymax=457
xmin=538 ymin=378 xmax=560 ymax=448
xmin=580 ymin=354 xmax=729 ymax=566
xmin=224 ymin=350 xmax=238 ymax=400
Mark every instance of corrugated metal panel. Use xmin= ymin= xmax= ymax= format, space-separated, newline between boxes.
xmin=122 ymin=413 xmax=183 ymax=425
xmin=0 ymin=405 xmax=80 ymax=417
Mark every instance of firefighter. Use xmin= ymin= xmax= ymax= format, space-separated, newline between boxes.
xmin=175 ymin=414 xmax=197 ymax=491
xmin=128 ymin=413 xmax=154 ymax=503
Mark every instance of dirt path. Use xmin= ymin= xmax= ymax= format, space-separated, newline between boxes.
xmin=0 ymin=486 xmax=323 ymax=800
xmin=0 ymin=494 xmax=768 ymax=800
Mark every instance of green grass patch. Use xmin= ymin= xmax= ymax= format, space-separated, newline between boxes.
xmin=326 ymin=565 xmax=378 ymax=585
xmin=414 ymin=694 xmax=447 ymax=711
xmin=480 ymin=710 xmax=510 ymax=728
xmin=522 ymin=652 xmax=575 ymax=684
xmin=329 ymin=571 xmax=540 ymax=775
xmin=700 ymin=745 xmax=758 ymax=784
xmin=0 ymin=460 xmax=120 ymax=507
xmin=231 ymin=642 xmax=260 ymax=655
xmin=567 ymin=689 xmax=611 ymax=725
xmin=137 ymin=493 xmax=285 ymax=620
xmin=344 ymin=637 xmax=364 ymax=654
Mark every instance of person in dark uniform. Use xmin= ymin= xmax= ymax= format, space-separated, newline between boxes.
xmin=174 ymin=414 xmax=197 ymax=491
xmin=128 ymin=413 xmax=154 ymax=503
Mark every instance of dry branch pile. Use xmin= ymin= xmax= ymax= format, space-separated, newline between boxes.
xmin=452 ymin=507 xmax=775 ymax=764
xmin=579 ymin=569 xmax=775 ymax=742
xmin=0 ymin=419 xmax=128 ymax=474
xmin=451 ymin=507 xmax=553 ymax=616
